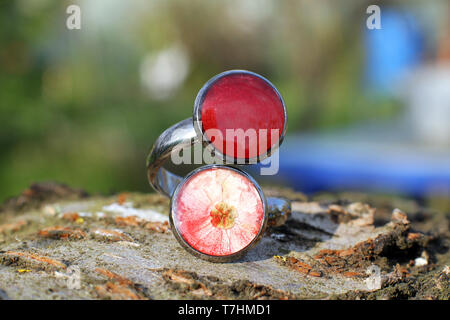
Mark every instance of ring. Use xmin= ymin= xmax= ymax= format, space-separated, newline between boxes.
xmin=146 ymin=70 xmax=291 ymax=262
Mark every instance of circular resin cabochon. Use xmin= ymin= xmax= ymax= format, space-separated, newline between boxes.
xmin=199 ymin=71 xmax=285 ymax=160
xmin=172 ymin=167 xmax=264 ymax=257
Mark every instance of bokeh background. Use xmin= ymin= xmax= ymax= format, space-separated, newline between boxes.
xmin=1 ymin=0 xmax=449 ymax=209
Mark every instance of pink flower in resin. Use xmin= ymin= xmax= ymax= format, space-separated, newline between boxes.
xmin=173 ymin=167 xmax=264 ymax=256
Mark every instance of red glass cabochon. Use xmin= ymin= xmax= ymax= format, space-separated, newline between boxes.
xmin=199 ymin=72 xmax=285 ymax=160
xmin=172 ymin=167 xmax=264 ymax=256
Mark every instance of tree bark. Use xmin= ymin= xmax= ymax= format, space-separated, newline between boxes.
xmin=0 ymin=183 xmax=448 ymax=300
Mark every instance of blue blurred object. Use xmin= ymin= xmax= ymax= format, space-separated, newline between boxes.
xmin=255 ymin=123 xmax=450 ymax=197
xmin=364 ymin=8 xmax=424 ymax=94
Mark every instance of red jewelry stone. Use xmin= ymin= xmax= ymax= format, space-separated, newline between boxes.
xmin=200 ymin=72 xmax=285 ymax=160
xmin=172 ymin=167 xmax=264 ymax=257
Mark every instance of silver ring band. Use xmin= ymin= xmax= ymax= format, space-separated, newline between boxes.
xmin=147 ymin=118 xmax=197 ymax=197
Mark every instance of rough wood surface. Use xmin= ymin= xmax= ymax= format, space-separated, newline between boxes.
xmin=0 ymin=183 xmax=448 ymax=300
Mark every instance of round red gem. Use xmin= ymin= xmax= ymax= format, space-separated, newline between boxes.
xmin=200 ymin=72 xmax=285 ymax=160
xmin=172 ymin=167 xmax=264 ymax=257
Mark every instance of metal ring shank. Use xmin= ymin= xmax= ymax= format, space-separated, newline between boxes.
xmin=146 ymin=118 xmax=291 ymax=227
xmin=147 ymin=118 xmax=197 ymax=197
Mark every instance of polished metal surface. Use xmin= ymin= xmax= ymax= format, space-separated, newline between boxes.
xmin=146 ymin=118 xmax=198 ymax=197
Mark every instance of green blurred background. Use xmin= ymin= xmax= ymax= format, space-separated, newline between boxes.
xmin=1 ymin=0 xmax=449 ymax=202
